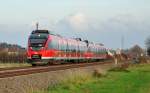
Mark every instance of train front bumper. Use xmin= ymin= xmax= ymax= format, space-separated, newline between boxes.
xmin=27 ymin=57 xmax=54 ymax=65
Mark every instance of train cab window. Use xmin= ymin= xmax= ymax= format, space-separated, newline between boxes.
xmin=29 ymin=34 xmax=48 ymax=47
xmin=30 ymin=39 xmax=46 ymax=47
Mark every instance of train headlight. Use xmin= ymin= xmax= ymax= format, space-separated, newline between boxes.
xmin=30 ymin=47 xmax=33 ymax=50
xmin=41 ymin=47 xmax=44 ymax=50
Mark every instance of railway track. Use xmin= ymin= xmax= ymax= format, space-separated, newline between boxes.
xmin=0 ymin=61 xmax=113 ymax=78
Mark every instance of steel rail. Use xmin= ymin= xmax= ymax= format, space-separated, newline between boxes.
xmin=0 ymin=61 xmax=113 ymax=78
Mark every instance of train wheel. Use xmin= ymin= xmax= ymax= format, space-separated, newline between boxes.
xmin=48 ymin=61 xmax=54 ymax=65
xmin=32 ymin=64 xmax=36 ymax=66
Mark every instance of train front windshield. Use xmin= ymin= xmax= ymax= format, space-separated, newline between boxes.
xmin=29 ymin=34 xmax=48 ymax=48
xmin=30 ymin=38 xmax=47 ymax=47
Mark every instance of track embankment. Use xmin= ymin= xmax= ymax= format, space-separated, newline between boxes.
xmin=0 ymin=61 xmax=113 ymax=78
xmin=0 ymin=61 xmax=117 ymax=93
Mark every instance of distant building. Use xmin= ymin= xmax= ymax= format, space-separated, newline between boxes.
xmin=116 ymin=48 xmax=121 ymax=54
xmin=0 ymin=48 xmax=8 ymax=53
xmin=0 ymin=42 xmax=26 ymax=55
xmin=8 ymin=48 xmax=19 ymax=55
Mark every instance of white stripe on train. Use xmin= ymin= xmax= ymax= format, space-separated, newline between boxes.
xmin=27 ymin=56 xmax=107 ymax=60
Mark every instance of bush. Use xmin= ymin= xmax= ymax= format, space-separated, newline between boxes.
xmin=109 ymin=63 xmax=130 ymax=72
xmin=0 ymin=53 xmax=27 ymax=63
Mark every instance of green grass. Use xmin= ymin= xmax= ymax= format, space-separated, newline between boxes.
xmin=34 ymin=64 xmax=150 ymax=93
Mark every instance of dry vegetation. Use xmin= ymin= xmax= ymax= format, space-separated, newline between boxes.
xmin=0 ymin=63 xmax=31 ymax=68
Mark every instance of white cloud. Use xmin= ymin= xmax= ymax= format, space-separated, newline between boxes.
xmin=55 ymin=12 xmax=92 ymax=32
xmin=68 ymin=13 xmax=88 ymax=31
xmin=54 ymin=12 xmax=150 ymax=34
xmin=100 ymin=14 xmax=150 ymax=32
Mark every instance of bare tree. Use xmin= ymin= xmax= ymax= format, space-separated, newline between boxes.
xmin=129 ymin=45 xmax=144 ymax=58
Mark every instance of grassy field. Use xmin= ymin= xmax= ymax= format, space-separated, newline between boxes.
xmin=34 ymin=64 xmax=150 ymax=93
xmin=0 ymin=63 xmax=31 ymax=68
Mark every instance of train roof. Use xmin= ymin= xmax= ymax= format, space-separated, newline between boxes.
xmin=29 ymin=34 xmax=48 ymax=39
xmin=32 ymin=30 xmax=58 ymax=35
xmin=32 ymin=30 xmax=49 ymax=34
xmin=31 ymin=30 xmax=105 ymax=47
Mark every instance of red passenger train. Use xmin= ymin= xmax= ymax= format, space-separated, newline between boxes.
xmin=27 ymin=30 xmax=113 ymax=66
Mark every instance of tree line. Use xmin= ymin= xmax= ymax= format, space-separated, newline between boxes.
xmin=0 ymin=42 xmax=26 ymax=63
xmin=0 ymin=52 xmax=26 ymax=63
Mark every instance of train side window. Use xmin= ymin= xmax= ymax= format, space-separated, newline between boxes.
xmin=72 ymin=43 xmax=76 ymax=52
xmin=61 ymin=40 xmax=66 ymax=51
xmin=78 ymin=43 xmax=81 ymax=52
xmin=53 ymin=38 xmax=58 ymax=49
xmin=66 ymin=40 xmax=69 ymax=51
xmin=101 ymin=48 xmax=103 ymax=54
xmin=55 ymin=38 xmax=58 ymax=49
xmin=68 ymin=41 xmax=72 ymax=52
xmin=103 ymin=48 xmax=104 ymax=54
xmin=81 ymin=45 xmax=83 ymax=52
xmin=98 ymin=48 xmax=100 ymax=54
xmin=48 ymin=39 xmax=54 ymax=49
xmin=59 ymin=40 xmax=63 ymax=50
xmin=99 ymin=47 xmax=101 ymax=54
xmin=48 ymin=36 xmax=59 ymax=50
xmin=100 ymin=48 xmax=102 ymax=53
xmin=63 ymin=41 xmax=66 ymax=51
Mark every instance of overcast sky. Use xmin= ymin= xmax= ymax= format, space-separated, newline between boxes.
xmin=0 ymin=0 xmax=150 ymax=49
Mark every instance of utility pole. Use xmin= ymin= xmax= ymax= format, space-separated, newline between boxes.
xmin=36 ymin=22 xmax=39 ymax=30
xmin=121 ymin=35 xmax=125 ymax=54
xmin=121 ymin=35 xmax=124 ymax=51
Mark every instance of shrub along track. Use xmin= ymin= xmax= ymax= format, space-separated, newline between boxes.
xmin=0 ymin=61 xmax=114 ymax=78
